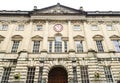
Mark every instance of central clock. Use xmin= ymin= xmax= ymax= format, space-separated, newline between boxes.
xmin=53 ymin=24 xmax=63 ymax=32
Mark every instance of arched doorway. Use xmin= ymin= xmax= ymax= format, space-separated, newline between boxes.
xmin=48 ymin=67 xmax=68 ymax=83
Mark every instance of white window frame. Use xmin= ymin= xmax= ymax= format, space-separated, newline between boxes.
xmin=96 ymin=40 xmax=104 ymax=52
xmin=107 ymin=25 xmax=113 ymax=31
xmin=113 ymin=40 xmax=120 ymax=52
xmin=80 ymin=66 xmax=89 ymax=83
xmin=74 ymin=25 xmax=80 ymax=31
xmin=104 ymin=66 xmax=114 ymax=83
xmin=0 ymin=25 xmax=8 ymax=31
xmin=16 ymin=25 xmax=24 ymax=31
xmin=1 ymin=67 xmax=11 ymax=83
xmin=92 ymin=25 xmax=99 ymax=31
xmin=11 ymin=40 xmax=20 ymax=53
xmin=32 ymin=41 xmax=40 ymax=53
xmin=75 ymin=41 xmax=83 ymax=53
xmin=36 ymin=25 xmax=43 ymax=31
xmin=26 ymin=67 xmax=36 ymax=83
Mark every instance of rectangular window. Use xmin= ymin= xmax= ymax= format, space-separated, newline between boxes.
xmin=74 ymin=25 xmax=80 ymax=30
xmin=33 ymin=41 xmax=40 ymax=53
xmin=1 ymin=67 xmax=11 ymax=83
xmin=107 ymin=25 xmax=112 ymax=30
xmin=36 ymin=25 xmax=43 ymax=31
xmin=11 ymin=40 xmax=20 ymax=53
xmin=113 ymin=40 xmax=120 ymax=52
xmin=55 ymin=37 xmax=62 ymax=53
xmin=26 ymin=67 xmax=36 ymax=83
xmin=64 ymin=41 xmax=67 ymax=52
xmin=92 ymin=25 xmax=98 ymax=30
xmin=81 ymin=66 xmax=89 ymax=83
xmin=38 ymin=67 xmax=43 ymax=83
xmin=104 ymin=66 xmax=113 ymax=83
xmin=17 ymin=25 xmax=24 ymax=31
xmin=73 ymin=67 xmax=78 ymax=83
xmin=75 ymin=41 xmax=83 ymax=53
xmin=49 ymin=41 xmax=52 ymax=52
xmin=1 ymin=25 xmax=8 ymax=31
xmin=96 ymin=40 xmax=104 ymax=52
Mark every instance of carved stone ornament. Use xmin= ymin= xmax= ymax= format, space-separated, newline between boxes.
xmin=11 ymin=35 xmax=23 ymax=41
xmin=93 ymin=35 xmax=104 ymax=40
xmin=110 ymin=35 xmax=120 ymax=40
xmin=73 ymin=35 xmax=84 ymax=41
xmin=31 ymin=35 xmax=43 ymax=41
xmin=0 ymin=35 xmax=5 ymax=41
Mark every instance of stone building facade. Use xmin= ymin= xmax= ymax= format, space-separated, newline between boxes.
xmin=0 ymin=3 xmax=120 ymax=83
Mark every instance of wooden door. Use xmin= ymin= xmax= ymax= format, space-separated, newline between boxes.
xmin=48 ymin=67 xmax=68 ymax=83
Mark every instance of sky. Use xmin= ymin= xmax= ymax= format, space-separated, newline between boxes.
xmin=0 ymin=0 xmax=120 ymax=11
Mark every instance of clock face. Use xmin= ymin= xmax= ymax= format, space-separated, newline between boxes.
xmin=53 ymin=24 xmax=63 ymax=32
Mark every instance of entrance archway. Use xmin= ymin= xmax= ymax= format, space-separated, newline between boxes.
xmin=48 ymin=67 xmax=68 ymax=83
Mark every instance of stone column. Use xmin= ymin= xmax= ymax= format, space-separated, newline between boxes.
xmin=42 ymin=21 xmax=48 ymax=52
xmin=68 ymin=21 xmax=74 ymax=51
xmin=83 ymin=22 xmax=94 ymax=50
xmin=100 ymin=24 xmax=112 ymax=52
xmin=22 ymin=21 xmax=33 ymax=51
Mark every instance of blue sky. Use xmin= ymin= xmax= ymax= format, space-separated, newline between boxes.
xmin=0 ymin=0 xmax=120 ymax=11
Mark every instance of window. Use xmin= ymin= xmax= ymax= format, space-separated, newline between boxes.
xmin=55 ymin=37 xmax=62 ymax=53
xmin=64 ymin=41 xmax=67 ymax=52
xmin=107 ymin=25 xmax=112 ymax=30
xmin=73 ymin=67 xmax=78 ymax=83
xmin=1 ymin=67 xmax=11 ymax=83
xmin=38 ymin=67 xmax=43 ymax=83
xmin=80 ymin=66 xmax=89 ymax=83
xmin=1 ymin=25 xmax=8 ymax=31
xmin=36 ymin=25 xmax=43 ymax=31
xmin=96 ymin=40 xmax=104 ymax=52
xmin=75 ymin=41 xmax=83 ymax=53
xmin=104 ymin=66 xmax=113 ymax=83
xmin=32 ymin=41 xmax=40 ymax=53
xmin=11 ymin=40 xmax=20 ymax=53
xmin=17 ymin=25 xmax=24 ymax=31
xmin=49 ymin=41 xmax=52 ymax=52
xmin=92 ymin=25 xmax=98 ymax=30
xmin=74 ymin=25 xmax=80 ymax=30
xmin=113 ymin=40 xmax=120 ymax=52
xmin=26 ymin=67 xmax=36 ymax=83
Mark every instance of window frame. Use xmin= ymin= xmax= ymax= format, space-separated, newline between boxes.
xmin=26 ymin=67 xmax=36 ymax=83
xmin=104 ymin=66 xmax=114 ymax=83
xmin=32 ymin=41 xmax=40 ymax=53
xmin=36 ymin=25 xmax=43 ymax=31
xmin=75 ymin=41 xmax=83 ymax=53
xmin=11 ymin=40 xmax=20 ymax=53
xmin=80 ymin=66 xmax=89 ymax=83
xmin=92 ymin=25 xmax=99 ymax=31
xmin=1 ymin=67 xmax=11 ymax=83
xmin=16 ymin=25 xmax=24 ymax=31
xmin=96 ymin=40 xmax=104 ymax=52
xmin=73 ymin=25 xmax=81 ymax=31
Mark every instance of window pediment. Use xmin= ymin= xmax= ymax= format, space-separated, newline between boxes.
xmin=31 ymin=35 xmax=43 ymax=41
xmin=110 ymin=35 xmax=120 ymax=40
xmin=0 ymin=35 xmax=5 ymax=41
xmin=73 ymin=35 xmax=84 ymax=41
xmin=11 ymin=35 xmax=23 ymax=40
xmin=93 ymin=35 xmax=103 ymax=40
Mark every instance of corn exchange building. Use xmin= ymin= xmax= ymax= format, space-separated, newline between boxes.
xmin=0 ymin=3 xmax=120 ymax=83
